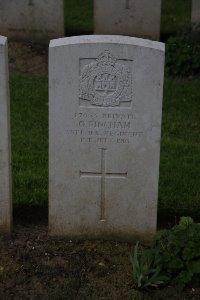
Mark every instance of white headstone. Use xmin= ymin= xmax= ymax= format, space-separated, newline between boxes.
xmin=0 ymin=0 xmax=64 ymax=43
xmin=94 ymin=0 xmax=161 ymax=40
xmin=192 ymin=0 xmax=200 ymax=27
xmin=49 ymin=35 xmax=165 ymax=243
xmin=0 ymin=36 xmax=12 ymax=233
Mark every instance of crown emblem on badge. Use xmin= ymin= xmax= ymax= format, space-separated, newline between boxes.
xmin=96 ymin=50 xmax=117 ymax=67
xmin=79 ymin=50 xmax=133 ymax=107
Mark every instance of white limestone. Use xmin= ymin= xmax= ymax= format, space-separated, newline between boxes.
xmin=49 ymin=35 xmax=165 ymax=242
xmin=0 ymin=36 xmax=12 ymax=233
xmin=192 ymin=0 xmax=200 ymax=27
xmin=0 ymin=0 xmax=64 ymax=42
xmin=94 ymin=0 xmax=161 ymax=40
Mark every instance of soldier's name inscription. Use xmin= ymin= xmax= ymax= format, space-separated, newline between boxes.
xmin=66 ymin=111 xmax=143 ymax=145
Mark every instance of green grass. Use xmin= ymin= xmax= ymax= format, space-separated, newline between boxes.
xmin=159 ymin=78 xmax=200 ymax=215
xmin=64 ymin=0 xmax=93 ymax=35
xmin=161 ymin=0 xmax=191 ymax=39
xmin=10 ymin=75 xmax=48 ymax=207
xmin=10 ymin=75 xmax=200 ymax=216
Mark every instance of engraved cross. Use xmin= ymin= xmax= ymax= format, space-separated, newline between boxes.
xmin=80 ymin=148 xmax=127 ymax=221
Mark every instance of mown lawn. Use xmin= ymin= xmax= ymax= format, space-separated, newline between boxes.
xmin=64 ymin=0 xmax=93 ymax=35
xmin=10 ymin=75 xmax=48 ymax=207
xmin=159 ymin=78 xmax=200 ymax=215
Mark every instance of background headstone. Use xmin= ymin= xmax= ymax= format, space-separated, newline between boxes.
xmin=192 ymin=0 xmax=200 ymax=28
xmin=94 ymin=0 xmax=161 ymax=40
xmin=0 ymin=36 xmax=12 ymax=233
xmin=0 ymin=0 xmax=64 ymax=43
xmin=49 ymin=35 xmax=165 ymax=243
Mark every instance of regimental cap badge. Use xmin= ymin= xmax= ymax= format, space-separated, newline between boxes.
xmin=79 ymin=50 xmax=133 ymax=107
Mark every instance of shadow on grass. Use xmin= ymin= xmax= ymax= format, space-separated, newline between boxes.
xmin=14 ymin=205 xmax=48 ymax=226
xmin=65 ymin=28 xmax=93 ymax=37
xmin=13 ymin=204 xmax=200 ymax=230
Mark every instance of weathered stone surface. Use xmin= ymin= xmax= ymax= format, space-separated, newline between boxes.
xmin=192 ymin=0 xmax=200 ymax=27
xmin=49 ymin=35 xmax=165 ymax=242
xmin=0 ymin=36 xmax=12 ymax=234
xmin=94 ymin=0 xmax=161 ymax=40
xmin=0 ymin=0 xmax=64 ymax=43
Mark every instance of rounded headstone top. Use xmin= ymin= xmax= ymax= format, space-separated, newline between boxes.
xmin=50 ymin=35 xmax=165 ymax=52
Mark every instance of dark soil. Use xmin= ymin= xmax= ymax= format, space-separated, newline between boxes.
xmin=1 ymin=41 xmax=199 ymax=300
xmin=8 ymin=41 xmax=48 ymax=75
xmin=1 ymin=218 xmax=200 ymax=300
